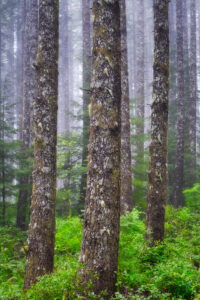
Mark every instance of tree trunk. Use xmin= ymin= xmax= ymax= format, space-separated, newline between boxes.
xmin=188 ymin=0 xmax=197 ymax=187
xmin=80 ymin=0 xmax=121 ymax=298
xmin=173 ymin=0 xmax=185 ymax=208
xmin=24 ymin=0 xmax=59 ymax=289
xmin=16 ymin=0 xmax=38 ymax=230
xmin=133 ymin=0 xmax=145 ymax=204
xmin=79 ymin=0 xmax=92 ymax=213
xmin=146 ymin=0 xmax=169 ymax=245
xmin=120 ymin=0 xmax=133 ymax=214
xmin=135 ymin=0 xmax=145 ymax=155
xmin=58 ymin=0 xmax=70 ymax=135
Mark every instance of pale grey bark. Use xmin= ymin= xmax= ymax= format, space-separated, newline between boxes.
xmin=17 ymin=0 xmax=38 ymax=230
xmin=188 ymin=0 xmax=197 ymax=186
xmin=173 ymin=0 xmax=185 ymax=207
xmin=79 ymin=0 xmax=92 ymax=212
xmin=120 ymin=0 xmax=133 ymax=214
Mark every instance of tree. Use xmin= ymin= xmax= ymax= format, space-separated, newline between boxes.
xmin=16 ymin=0 xmax=38 ymax=230
xmin=79 ymin=0 xmax=92 ymax=213
xmin=120 ymin=0 xmax=133 ymax=213
xmin=80 ymin=0 xmax=121 ymax=298
xmin=146 ymin=0 xmax=169 ymax=245
xmin=173 ymin=0 xmax=185 ymax=207
xmin=24 ymin=0 xmax=59 ymax=289
xmin=188 ymin=0 xmax=197 ymax=187
xmin=133 ymin=0 xmax=145 ymax=206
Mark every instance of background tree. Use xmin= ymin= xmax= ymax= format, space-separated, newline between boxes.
xmin=173 ymin=0 xmax=185 ymax=208
xmin=79 ymin=0 xmax=92 ymax=213
xmin=16 ymin=0 xmax=38 ymax=230
xmin=120 ymin=0 xmax=133 ymax=213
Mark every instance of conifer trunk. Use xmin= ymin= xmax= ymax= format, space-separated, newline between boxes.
xmin=17 ymin=0 xmax=38 ymax=230
xmin=24 ymin=0 xmax=59 ymax=289
xmin=79 ymin=0 xmax=92 ymax=212
xmin=146 ymin=0 xmax=169 ymax=244
xmin=120 ymin=0 xmax=133 ymax=213
xmin=188 ymin=0 xmax=197 ymax=187
xmin=173 ymin=0 xmax=185 ymax=207
xmin=80 ymin=0 xmax=121 ymax=298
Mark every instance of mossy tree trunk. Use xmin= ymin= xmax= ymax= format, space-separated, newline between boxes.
xmin=80 ymin=0 xmax=121 ymax=298
xmin=120 ymin=0 xmax=133 ymax=213
xmin=146 ymin=0 xmax=169 ymax=245
xmin=173 ymin=0 xmax=185 ymax=208
xmin=79 ymin=0 xmax=92 ymax=213
xmin=24 ymin=0 xmax=59 ymax=289
xmin=16 ymin=0 xmax=38 ymax=230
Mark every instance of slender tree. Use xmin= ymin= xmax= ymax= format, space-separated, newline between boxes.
xmin=24 ymin=0 xmax=59 ymax=289
xmin=173 ymin=0 xmax=185 ymax=207
xmin=16 ymin=0 xmax=38 ymax=230
xmin=120 ymin=0 xmax=133 ymax=213
xmin=79 ymin=0 xmax=92 ymax=212
xmin=188 ymin=0 xmax=197 ymax=187
xmin=135 ymin=0 xmax=145 ymax=156
xmin=146 ymin=0 xmax=169 ymax=244
xmin=80 ymin=0 xmax=121 ymax=297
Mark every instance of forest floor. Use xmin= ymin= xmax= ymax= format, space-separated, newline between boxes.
xmin=0 ymin=206 xmax=200 ymax=300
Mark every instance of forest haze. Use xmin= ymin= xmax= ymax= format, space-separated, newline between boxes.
xmin=0 ymin=0 xmax=200 ymax=299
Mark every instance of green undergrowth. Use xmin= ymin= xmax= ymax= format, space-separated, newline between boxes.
xmin=0 ymin=207 xmax=200 ymax=299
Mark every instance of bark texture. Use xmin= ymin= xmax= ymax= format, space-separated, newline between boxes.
xmin=79 ymin=0 xmax=92 ymax=213
xmin=80 ymin=0 xmax=121 ymax=298
xmin=188 ymin=0 xmax=197 ymax=187
xmin=24 ymin=0 xmax=59 ymax=289
xmin=120 ymin=0 xmax=133 ymax=213
xmin=173 ymin=0 xmax=185 ymax=208
xmin=17 ymin=0 xmax=38 ymax=230
xmin=147 ymin=0 xmax=169 ymax=244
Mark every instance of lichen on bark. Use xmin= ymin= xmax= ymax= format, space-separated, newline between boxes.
xmin=80 ymin=0 xmax=121 ymax=298
xmin=146 ymin=0 xmax=169 ymax=245
xmin=24 ymin=0 xmax=59 ymax=289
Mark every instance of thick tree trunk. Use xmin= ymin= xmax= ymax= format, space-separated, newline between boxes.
xmin=173 ymin=0 xmax=185 ymax=208
xmin=146 ymin=0 xmax=169 ymax=245
xmin=79 ymin=0 xmax=92 ymax=213
xmin=188 ymin=0 xmax=197 ymax=187
xmin=17 ymin=0 xmax=38 ymax=230
xmin=80 ymin=0 xmax=121 ymax=298
xmin=120 ymin=0 xmax=133 ymax=214
xmin=24 ymin=0 xmax=59 ymax=289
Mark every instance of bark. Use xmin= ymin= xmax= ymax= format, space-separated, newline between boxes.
xmin=80 ymin=0 xmax=121 ymax=298
xmin=17 ymin=0 xmax=38 ymax=230
xmin=24 ymin=0 xmax=59 ymax=289
xmin=58 ymin=0 xmax=70 ymax=134
xmin=79 ymin=0 xmax=92 ymax=213
xmin=146 ymin=0 xmax=169 ymax=245
xmin=120 ymin=0 xmax=133 ymax=213
xmin=18 ymin=0 xmax=26 ymax=141
xmin=173 ymin=0 xmax=185 ymax=207
xmin=135 ymin=0 xmax=145 ymax=155
xmin=133 ymin=0 xmax=145 ymax=201
xmin=188 ymin=0 xmax=197 ymax=187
